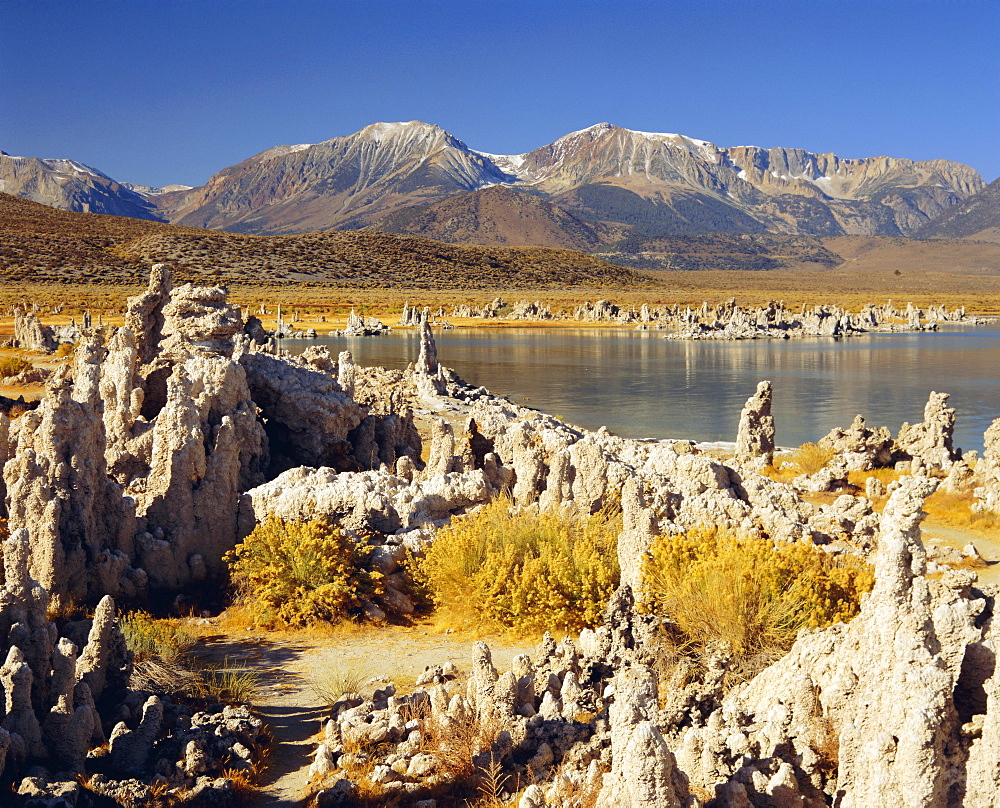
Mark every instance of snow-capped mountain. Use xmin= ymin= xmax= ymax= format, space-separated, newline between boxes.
xmin=0 ymin=151 xmax=164 ymax=221
xmin=158 ymin=121 xmax=516 ymax=234
xmin=466 ymin=123 xmax=983 ymax=236
xmin=3 ymin=121 xmax=986 ymax=238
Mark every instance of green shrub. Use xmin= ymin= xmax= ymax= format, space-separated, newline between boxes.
xmin=419 ymin=498 xmax=620 ymax=634
xmin=642 ymin=527 xmax=874 ymax=670
xmin=225 ymin=516 xmax=383 ymax=628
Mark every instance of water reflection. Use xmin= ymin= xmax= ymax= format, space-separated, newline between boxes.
xmin=284 ymin=325 xmax=1000 ymax=452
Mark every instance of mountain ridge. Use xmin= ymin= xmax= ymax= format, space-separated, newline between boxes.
xmin=915 ymin=177 xmax=1000 ymax=243
xmin=5 ymin=121 xmax=987 ymax=244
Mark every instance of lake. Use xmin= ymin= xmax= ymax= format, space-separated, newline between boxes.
xmin=283 ymin=324 xmax=1000 ymax=453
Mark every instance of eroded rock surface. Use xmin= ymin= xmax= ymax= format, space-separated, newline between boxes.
xmin=735 ymin=380 xmax=775 ymax=467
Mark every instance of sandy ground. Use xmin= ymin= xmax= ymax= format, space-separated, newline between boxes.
xmin=192 ymin=623 xmax=534 ymax=806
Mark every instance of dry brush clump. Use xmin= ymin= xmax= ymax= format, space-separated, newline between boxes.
xmin=225 ymin=515 xmax=385 ymax=628
xmin=642 ymin=526 xmax=875 ymax=680
xmin=0 ymin=353 xmax=32 ymax=378
xmin=418 ymin=498 xmax=621 ymax=635
xmin=121 ymin=611 xmax=263 ymax=704
xmin=765 ymin=441 xmax=836 ymax=483
xmin=924 ymin=487 xmax=1000 ymax=531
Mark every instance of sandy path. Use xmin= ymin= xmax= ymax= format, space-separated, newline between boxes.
xmin=922 ymin=519 xmax=1000 ymax=586
xmin=194 ymin=624 xmax=534 ymax=807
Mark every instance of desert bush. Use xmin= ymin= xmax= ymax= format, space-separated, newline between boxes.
xmin=0 ymin=355 xmax=32 ymax=378
xmin=308 ymin=665 xmax=369 ymax=706
xmin=642 ymin=527 xmax=874 ymax=671
xmin=225 ymin=515 xmax=383 ymax=628
xmin=54 ymin=341 xmax=75 ymax=357
xmin=198 ymin=659 xmax=262 ymax=704
xmin=784 ymin=442 xmax=835 ymax=476
xmin=418 ymin=498 xmax=620 ymax=634
xmin=120 ymin=611 xmax=197 ymax=665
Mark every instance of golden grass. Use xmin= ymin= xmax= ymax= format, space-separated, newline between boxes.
xmin=307 ymin=665 xmax=370 ymax=706
xmin=924 ymin=488 xmax=1000 ymax=532
xmin=764 ymin=442 xmax=835 ymax=483
xmin=847 ymin=467 xmax=901 ymax=496
xmin=120 ymin=611 xmax=198 ymax=664
xmin=197 ymin=659 xmax=262 ymax=704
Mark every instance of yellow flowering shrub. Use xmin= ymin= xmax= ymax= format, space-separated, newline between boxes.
xmin=643 ymin=527 xmax=874 ymax=662
xmin=225 ymin=516 xmax=383 ymax=627
xmin=0 ymin=356 xmax=32 ymax=378
xmin=419 ymin=498 xmax=620 ymax=634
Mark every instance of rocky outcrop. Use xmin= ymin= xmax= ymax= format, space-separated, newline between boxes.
xmin=4 ymin=343 xmax=140 ymax=607
xmin=124 ymin=263 xmax=172 ymax=364
xmin=240 ymin=351 xmax=364 ymax=473
xmin=974 ymin=417 xmax=1000 ymax=514
xmin=13 ymin=309 xmax=58 ymax=353
xmin=414 ymin=308 xmax=446 ymax=395
xmin=0 ymin=528 xmax=266 ymax=799
xmin=133 ymin=355 xmax=267 ymax=589
xmin=0 ymin=532 xmax=128 ymax=776
xmin=159 ymin=283 xmax=244 ymax=359
xmin=596 ymin=665 xmax=685 ymax=807
xmin=665 ymin=476 xmax=999 ymax=806
xmin=238 ymin=464 xmax=493 ymax=537
xmin=0 ymin=411 xmax=9 ymax=516
xmin=897 ymin=391 xmax=959 ymax=470
xmin=735 ymin=380 xmax=775 ymax=467
xmin=819 ymin=414 xmax=894 ymax=471
xmin=340 ymin=309 xmax=389 ymax=336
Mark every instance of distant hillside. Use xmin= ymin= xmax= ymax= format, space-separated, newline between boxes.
xmin=373 ymin=185 xmax=624 ymax=250
xmin=598 ymin=233 xmax=842 ymax=272
xmin=915 ymin=177 xmax=1000 ymax=243
xmin=0 ymin=192 xmax=641 ymax=289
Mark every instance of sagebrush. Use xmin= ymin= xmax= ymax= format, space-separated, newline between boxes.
xmin=120 ymin=610 xmax=197 ymax=664
xmin=225 ymin=515 xmax=383 ymax=628
xmin=419 ymin=498 xmax=620 ymax=634
xmin=643 ymin=527 xmax=874 ymax=670
xmin=0 ymin=355 xmax=32 ymax=378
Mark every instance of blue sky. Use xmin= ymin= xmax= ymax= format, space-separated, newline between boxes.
xmin=3 ymin=0 xmax=998 ymax=187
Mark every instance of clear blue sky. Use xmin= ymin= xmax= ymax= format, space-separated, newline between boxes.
xmin=3 ymin=0 xmax=998 ymax=188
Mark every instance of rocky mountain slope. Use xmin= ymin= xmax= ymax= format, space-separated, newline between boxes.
xmin=156 ymin=121 xmax=982 ymax=238
xmin=156 ymin=121 xmax=512 ymax=234
xmin=0 ymin=151 xmax=165 ymax=221
xmin=373 ymin=184 xmax=623 ymax=250
xmin=5 ymin=121 xmax=986 ymax=245
xmin=0 ymin=191 xmax=640 ymax=288
xmin=485 ymin=122 xmax=983 ymax=237
xmin=915 ymin=176 xmax=1000 ymax=243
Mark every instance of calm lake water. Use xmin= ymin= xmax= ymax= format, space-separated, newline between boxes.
xmin=284 ymin=324 xmax=1000 ymax=453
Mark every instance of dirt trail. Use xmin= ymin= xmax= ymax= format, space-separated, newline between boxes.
xmin=922 ymin=519 xmax=1000 ymax=586
xmin=194 ymin=624 xmax=533 ymax=807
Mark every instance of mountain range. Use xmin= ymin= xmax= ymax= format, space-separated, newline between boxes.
xmin=4 ymin=121 xmax=1000 ymax=256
